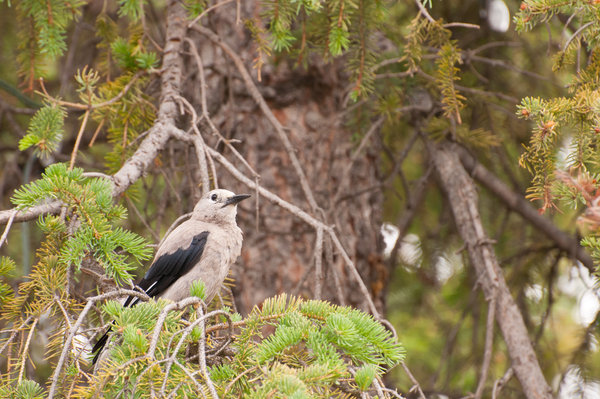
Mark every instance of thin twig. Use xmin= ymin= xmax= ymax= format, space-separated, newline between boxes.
xmin=414 ymin=0 xmax=435 ymax=23
xmin=195 ymin=25 xmax=319 ymax=213
xmin=314 ymin=226 xmax=324 ymax=300
xmin=492 ymin=368 xmax=514 ymax=399
xmin=69 ymin=109 xmax=91 ymax=169
xmin=127 ymin=196 xmax=161 ymax=242
xmin=38 ymin=72 xmax=144 ymax=111
xmin=48 ymin=289 xmax=150 ymax=399
xmin=158 ymin=212 xmax=192 ymax=248
xmin=223 ymin=365 xmax=258 ymax=396
xmin=17 ymin=317 xmax=38 ymax=385
xmin=172 ymin=94 xmax=211 ymax=194
xmin=184 ymin=38 xmax=259 ymax=180
xmin=54 ymin=295 xmax=74 ymax=330
xmin=187 ymin=0 xmax=235 ymax=28
xmin=0 ymin=314 xmax=35 ymax=356
xmin=333 ymin=116 xmax=385 ymax=203
xmin=474 ymin=291 xmax=497 ymax=399
xmin=563 ymin=21 xmax=594 ymax=52
xmin=159 ymin=307 xmax=221 ymax=399
xmin=443 ymin=22 xmax=480 ymax=29
xmin=401 ymin=361 xmax=427 ymax=399
xmin=0 ymin=209 xmax=18 ymax=249
xmin=466 ymin=53 xmax=549 ymax=81
xmin=147 ymin=296 xmax=205 ymax=359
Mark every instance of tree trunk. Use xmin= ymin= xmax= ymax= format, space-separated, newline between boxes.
xmin=184 ymin=8 xmax=388 ymax=315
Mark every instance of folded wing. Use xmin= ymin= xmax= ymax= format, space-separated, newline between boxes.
xmin=92 ymin=231 xmax=209 ymax=363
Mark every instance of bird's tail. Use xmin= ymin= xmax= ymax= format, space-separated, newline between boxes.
xmin=91 ymin=326 xmax=112 ymax=365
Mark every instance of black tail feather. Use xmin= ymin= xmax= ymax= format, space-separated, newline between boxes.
xmin=92 ymin=327 xmax=112 ymax=364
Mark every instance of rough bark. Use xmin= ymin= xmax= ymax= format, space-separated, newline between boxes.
xmin=431 ymin=141 xmax=553 ymax=399
xmin=170 ymin=11 xmax=387 ymax=314
xmin=112 ymin=0 xmax=188 ymax=197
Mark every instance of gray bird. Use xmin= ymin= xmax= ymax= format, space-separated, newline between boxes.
xmin=92 ymin=188 xmax=250 ymax=363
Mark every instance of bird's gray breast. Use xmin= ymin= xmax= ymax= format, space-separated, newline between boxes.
xmin=159 ymin=223 xmax=242 ymax=303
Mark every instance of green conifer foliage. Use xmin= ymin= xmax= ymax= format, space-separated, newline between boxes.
xmin=79 ymin=294 xmax=403 ymax=398
xmin=11 ymin=163 xmax=152 ymax=284
xmin=515 ymin=2 xmax=600 ymax=265
xmin=18 ymin=103 xmax=65 ymax=158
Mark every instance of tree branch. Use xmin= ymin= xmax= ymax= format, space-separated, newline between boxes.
xmin=193 ymin=25 xmax=320 ymax=213
xmin=112 ymin=0 xmax=188 ymax=197
xmin=457 ymin=146 xmax=594 ymax=272
xmin=430 ymin=141 xmax=552 ymax=399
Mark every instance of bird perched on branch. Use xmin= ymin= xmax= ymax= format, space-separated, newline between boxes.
xmin=92 ymin=188 xmax=250 ymax=364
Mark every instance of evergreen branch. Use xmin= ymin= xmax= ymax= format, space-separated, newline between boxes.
xmin=37 ymin=71 xmax=144 ymax=111
xmin=47 ymin=289 xmax=151 ymax=399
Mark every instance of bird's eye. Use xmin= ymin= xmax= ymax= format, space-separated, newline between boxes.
xmin=211 ymin=193 xmax=218 ymax=202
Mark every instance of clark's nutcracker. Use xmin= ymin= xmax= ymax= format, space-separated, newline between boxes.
xmin=92 ymin=189 xmax=250 ymax=363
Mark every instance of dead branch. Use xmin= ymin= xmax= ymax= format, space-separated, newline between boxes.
xmin=430 ymin=140 xmax=552 ymax=399
xmin=193 ymin=25 xmax=320 ymax=213
xmin=457 ymin=146 xmax=594 ymax=272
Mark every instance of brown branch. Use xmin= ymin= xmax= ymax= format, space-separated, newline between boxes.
xmin=194 ymin=25 xmax=320 ymax=213
xmin=492 ymin=368 xmax=514 ymax=399
xmin=464 ymin=53 xmax=549 ymax=81
xmin=414 ymin=0 xmax=435 ymax=23
xmin=69 ymin=109 xmax=90 ymax=169
xmin=314 ymin=226 xmax=324 ymax=300
xmin=387 ymin=165 xmax=433 ymax=268
xmin=201 ymin=146 xmax=381 ymax=317
xmin=474 ymin=291 xmax=496 ymax=399
xmin=0 ymin=201 xmax=61 ymax=225
xmin=457 ymin=146 xmax=595 ymax=272
xmin=112 ymin=0 xmax=187 ymax=197
xmin=48 ymin=289 xmax=151 ymax=399
xmin=401 ymin=361 xmax=427 ymax=399
xmin=430 ymin=140 xmax=552 ymax=399
xmin=333 ymin=116 xmax=385 ymax=203
xmin=0 ymin=209 xmax=17 ymax=248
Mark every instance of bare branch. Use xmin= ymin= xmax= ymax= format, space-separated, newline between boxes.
xmin=204 ymin=146 xmax=381 ymax=316
xmin=474 ymin=291 xmax=497 ymax=399
xmin=314 ymin=226 xmax=324 ymax=300
xmin=0 ymin=209 xmax=17 ymax=248
xmin=401 ymin=361 xmax=427 ymax=399
xmin=457 ymin=146 xmax=594 ymax=272
xmin=194 ymin=25 xmax=320 ymax=213
xmin=414 ymin=0 xmax=435 ymax=23
xmin=48 ymin=289 xmax=151 ymax=399
xmin=333 ymin=116 xmax=385 ymax=203
xmin=430 ymin=140 xmax=552 ymax=399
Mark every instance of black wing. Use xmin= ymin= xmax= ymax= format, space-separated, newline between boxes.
xmin=123 ymin=231 xmax=209 ymax=307
xmin=93 ymin=231 xmax=209 ymax=363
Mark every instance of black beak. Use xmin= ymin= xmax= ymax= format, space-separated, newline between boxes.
xmin=223 ymin=194 xmax=251 ymax=207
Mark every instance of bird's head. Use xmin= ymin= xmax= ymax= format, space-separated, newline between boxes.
xmin=192 ymin=189 xmax=251 ymax=224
